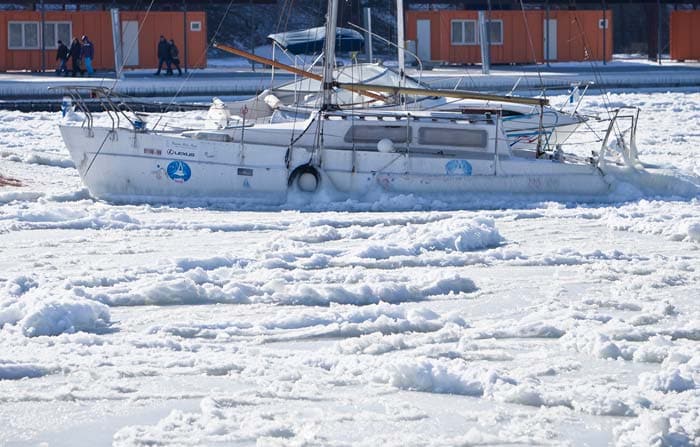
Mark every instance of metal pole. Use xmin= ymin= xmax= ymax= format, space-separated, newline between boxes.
xmin=271 ymin=42 xmax=275 ymax=84
xmin=322 ymin=0 xmax=339 ymax=107
xmin=478 ymin=11 xmax=490 ymax=74
xmin=657 ymin=0 xmax=662 ymax=64
xmin=487 ymin=0 xmax=492 ymax=67
xmin=367 ymin=9 xmax=373 ymax=64
xmin=40 ymin=0 xmax=45 ymax=73
xmin=396 ymin=0 xmax=405 ymax=78
xmin=110 ymin=8 xmax=123 ymax=78
xmin=602 ymin=0 xmax=607 ymax=65
xmin=183 ymin=0 xmax=188 ymax=73
xmin=545 ymin=0 xmax=550 ymax=66
xmin=250 ymin=0 xmax=255 ymax=71
xmin=362 ymin=7 xmax=373 ymax=64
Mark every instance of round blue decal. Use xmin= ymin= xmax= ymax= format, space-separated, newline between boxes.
xmin=167 ymin=161 xmax=192 ymax=183
xmin=445 ymin=159 xmax=472 ymax=176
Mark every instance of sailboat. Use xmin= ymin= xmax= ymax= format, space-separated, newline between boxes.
xmin=55 ymin=0 xmax=642 ymax=204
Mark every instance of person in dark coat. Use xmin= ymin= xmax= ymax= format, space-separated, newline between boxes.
xmin=55 ymin=40 xmax=69 ymax=76
xmin=69 ymin=37 xmax=84 ymax=77
xmin=169 ymin=39 xmax=182 ymax=76
xmin=155 ymin=35 xmax=171 ymax=75
xmin=81 ymin=35 xmax=95 ymax=76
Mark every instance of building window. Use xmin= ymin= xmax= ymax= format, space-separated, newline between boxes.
xmin=450 ymin=19 xmax=503 ymax=46
xmin=598 ymin=19 xmax=608 ymax=29
xmin=487 ymin=20 xmax=503 ymax=45
xmin=43 ymin=22 xmax=72 ymax=49
xmin=451 ymin=20 xmax=477 ymax=45
xmin=8 ymin=22 xmax=40 ymax=49
xmin=190 ymin=21 xmax=202 ymax=32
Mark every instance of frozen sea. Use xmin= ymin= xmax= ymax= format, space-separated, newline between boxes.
xmin=0 ymin=90 xmax=699 ymax=446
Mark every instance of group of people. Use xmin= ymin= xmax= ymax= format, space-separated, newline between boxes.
xmin=155 ymin=36 xmax=182 ymax=76
xmin=56 ymin=36 xmax=94 ymax=77
xmin=56 ymin=35 xmax=182 ymax=76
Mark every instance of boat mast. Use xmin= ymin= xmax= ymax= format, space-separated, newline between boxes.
xmin=322 ymin=0 xmax=339 ymax=108
xmin=396 ymin=0 xmax=405 ymax=82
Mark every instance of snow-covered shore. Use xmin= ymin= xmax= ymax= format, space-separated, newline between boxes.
xmin=1 ymin=55 xmax=700 ymax=100
xmin=0 ymin=90 xmax=699 ymax=446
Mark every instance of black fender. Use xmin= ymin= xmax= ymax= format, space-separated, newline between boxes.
xmin=288 ymin=164 xmax=321 ymax=191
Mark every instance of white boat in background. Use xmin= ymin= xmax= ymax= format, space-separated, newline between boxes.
xmin=55 ymin=0 xmax=643 ymax=205
xmin=213 ymin=58 xmax=586 ymax=153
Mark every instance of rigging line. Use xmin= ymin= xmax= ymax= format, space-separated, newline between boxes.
xmin=151 ymin=0 xmax=239 ymax=130
xmin=517 ymin=0 xmax=548 ymax=155
xmin=443 ymin=13 xmax=475 ymax=90
xmin=83 ymin=129 xmax=117 ymax=178
xmin=582 ymin=116 xmax=605 ymax=142
xmin=571 ymin=17 xmax=612 ymax=106
xmin=518 ymin=0 xmax=547 ymax=101
xmin=569 ymin=15 xmax=624 ymax=140
xmin=102 ymin=0 xmax=156 ymax=92
xmin=276 ymin=0 xmax=294 ymax=33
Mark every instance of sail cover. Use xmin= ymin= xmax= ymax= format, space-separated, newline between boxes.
xmin=267 ymin=27 xmax=364 ymax=55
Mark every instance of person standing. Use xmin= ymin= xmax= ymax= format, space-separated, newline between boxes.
xmin=169 ymin=39 xmax=182 ymax=76
xmin=55 ymin=40 xmax=69 ymax=76
xmin=81 ymin=35 xmax=94 ymax=76
xmin=69 ymin=37 xmax=83 ymax=77
xmin=154 ymin=35 xmax=171 ymax=76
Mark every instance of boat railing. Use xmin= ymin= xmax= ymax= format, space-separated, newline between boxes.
xmin=48 ymin=86 xmax=145 ymax=134
xmin=598 ymin=107 xmax=640 ymax=169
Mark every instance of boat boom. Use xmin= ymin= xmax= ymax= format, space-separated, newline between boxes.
xmin=335 ymin=83 xmax=549 ymax=106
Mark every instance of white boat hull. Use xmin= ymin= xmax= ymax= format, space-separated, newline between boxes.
xmin=60 ymin=122 xmax=610 ymax=204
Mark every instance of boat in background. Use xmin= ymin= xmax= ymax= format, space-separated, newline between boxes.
xmin=212 ymin=45 xmax=587 ymax=153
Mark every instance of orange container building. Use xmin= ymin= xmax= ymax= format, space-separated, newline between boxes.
xmin=405 ymin=9 xmax=613 ymax=65
xmin=0 ymin=10 xmax=207 ymax=72
xmin=670 ymin=10 xmax=700 ymax=61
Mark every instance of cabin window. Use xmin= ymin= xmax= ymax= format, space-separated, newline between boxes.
xmin=190 ymin=21 xmax=202 ymax=32
xmin=418 ymin=127 xmax=488 ymax=149
xmin=43 ymin=22 xmax=72 ymax=49
xmin=451 ymin=20 xmax=477 ymax=45
xmin=344 ymin=125 xmax=411 ymax=144
xmin=8 ymin=22 xmax=40 ymax=49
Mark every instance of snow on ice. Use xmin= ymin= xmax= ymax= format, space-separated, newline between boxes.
xmin=0 ymin=90 xmax=699 ymax=446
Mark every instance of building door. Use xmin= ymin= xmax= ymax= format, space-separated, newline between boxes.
xmin=417 ymin=19 xmax=431 ymax=62
xmin=543 ymin=19 xmax=557 ymax=61
xmin=121 ymin=21 xmax=139 ymax=66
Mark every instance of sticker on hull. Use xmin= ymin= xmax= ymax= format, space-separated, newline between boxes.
xmin=167 ymin=161 xmax=192 ymax=183
xmin=445 ymin=159 xmax=472 ymax=176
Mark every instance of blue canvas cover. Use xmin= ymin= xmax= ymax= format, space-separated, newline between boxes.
xmin=267 ymin=27 xmax=364 ymax=55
